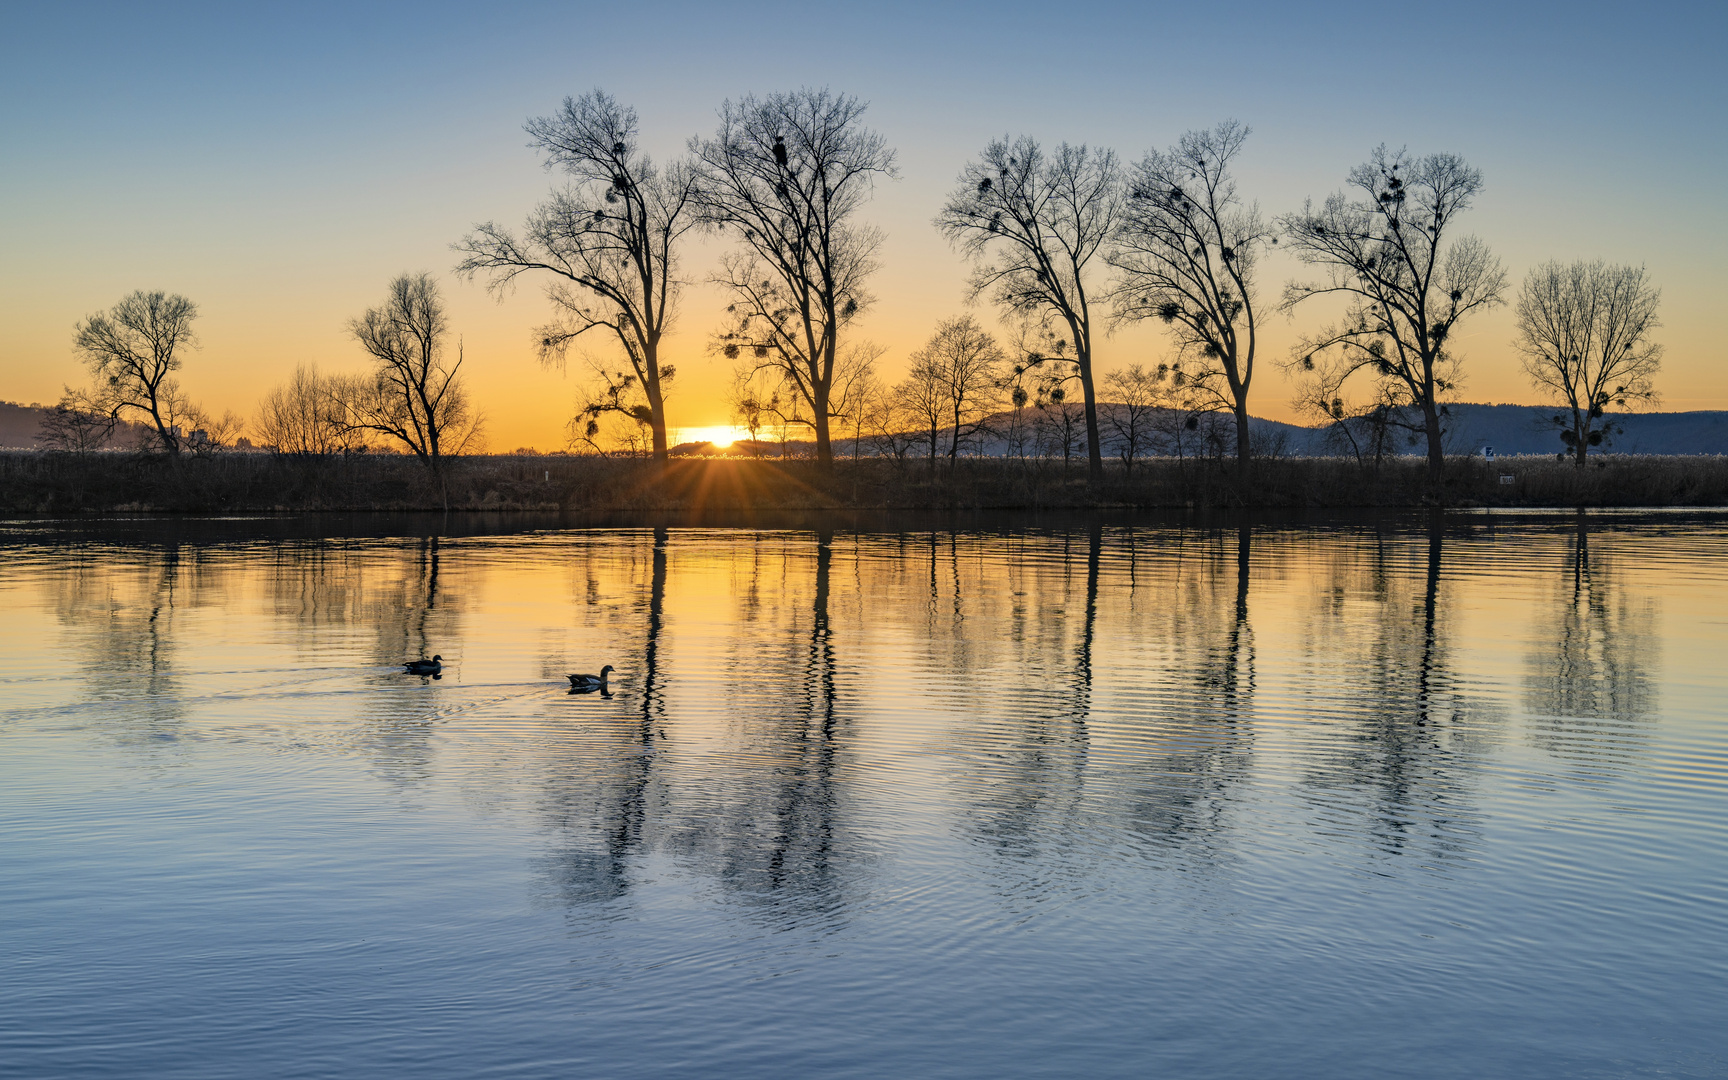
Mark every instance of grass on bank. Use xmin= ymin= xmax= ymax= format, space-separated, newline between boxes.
xmin=2 ymin=450 xmax=1726 ymax=514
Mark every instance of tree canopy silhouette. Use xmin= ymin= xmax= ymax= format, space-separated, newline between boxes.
xmin=456 ymin=90 xmax=697 ymax=464
xmin=938 ymin=136 xmax=1121 ymax=485
xmin=1282 ymin=147 xmax=1505 ymax=481
xmin=691 ymin=87 xmax=896 ymax=467
xmin=1111 ymin=121 xmax=1269 ymax=471
xmin=72 ymin=290 xmax=200 ymax=456
xmin=1515 ymin=260 xmax=1662 ymax=464
xmin=336 ymin=273 xmax=481 ymax=501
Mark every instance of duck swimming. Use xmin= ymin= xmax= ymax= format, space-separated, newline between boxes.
xmin=567 ymin=664 xmax=614 ymax=690
xmin=404 ymin=655 xmax=442 ymax=675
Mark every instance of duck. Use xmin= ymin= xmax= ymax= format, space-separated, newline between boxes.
xmin=567 ymin=664 xmax=614 ymax=690
xmin=404 ymin=655 xmax=443 ymax=675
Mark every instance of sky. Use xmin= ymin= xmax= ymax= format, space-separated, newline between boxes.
xmin=2 ymin=0 xmax=1723 ymax=451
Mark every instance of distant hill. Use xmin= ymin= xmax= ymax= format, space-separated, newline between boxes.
xmin=0 ymin=401 xmax=150 ymax=450
xmin=0 ymin=401 xmax=47 ymax=449
xmin=844 ymin=403 xmax=1728 ymax=459
xmin=0 ymin=401 xmax=57 ymax=449
xmin=1249 ymin=404 xmax=1728 ymax=457
xmin=1431 ymin=404 xmax=1728 ymax=457
xmin=4 ymin=398 xmax=1725 ymax=456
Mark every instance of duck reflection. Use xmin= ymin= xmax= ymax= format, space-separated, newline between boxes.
xmin=1523 ymin=512 xmax=1657 ymax=776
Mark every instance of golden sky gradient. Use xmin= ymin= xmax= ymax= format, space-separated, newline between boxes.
xmin=2 ymin=3 xmax=1722 ymax=451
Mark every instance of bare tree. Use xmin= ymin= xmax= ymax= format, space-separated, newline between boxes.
xmin=1296 ymin=376 xmax=1416 ymax=469
xmin=692 ymin=88 xmax=897 ymax=467
xmin=456 ymin=91 xmax=696 ymax=464
xmin=859 ymin=377 xmax=921 ymax=463
xmin=937 ymin=136 xmax=1121 ymax=484
xmin=1281 ymin=147 xmax=1506 ymax=481
xmin=179 ymin=404 xmax=245 ymax=454
xmin=1515 ymin=260 xmax=1662 ymax=464
xmin=567 ymin=361 xmax=658 ymax=456
xmin=828 ymin=341 xmax=884 ymax=462
xmin=1110 ymin=121 xmax=1270 ymax=471
xmin=37 ymin=389 xmax=117 ymax=454
xmin=335 ymin=273 xmax=482 ymax=498
xmin=255 ymin=365 xmax=361 ymax=455
xmin=72 ymin=290 xmax=200 ymax=455
xmin=727 ymin=373 xmax=769 ymax=457
xmin=910 ymin=315 xmax=1007 ymax=461
xmin=1000 ymin=379 xmax=1034 ymax=462
xmin=1033 ymin=390 xmax=1089 ymax=470
xmin=1101 ymin=363 xmax=1173 ymax=474
xmin=897 ymin=349 xmax=948 ymax=466
xmin=728 ymin=362 xmax=810 ymax=459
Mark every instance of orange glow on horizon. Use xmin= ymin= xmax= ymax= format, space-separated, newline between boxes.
xmin=675 ymin=425 xmax=748 ymax=448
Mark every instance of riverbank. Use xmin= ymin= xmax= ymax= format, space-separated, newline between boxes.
xmin=3 ymin=451 xmax=1727 ymax=513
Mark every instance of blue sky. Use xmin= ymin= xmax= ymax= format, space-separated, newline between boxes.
xmin=3 ymin=0 xmax=1722 ymax=445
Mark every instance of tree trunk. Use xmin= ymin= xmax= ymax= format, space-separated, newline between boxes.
xmin=148 ymin=400 xmax=179 ymax=457
xmin=1422 ymin=400 xmax=1445 ymax=482
xmin=1234 ymin=396 xmax=1251 ymax=473
xmin=812 ymin=388 xmax=833 ymax=467
xmin=647 ymin=379 xmax=668 ymax=465
xmin=1079 ymin=362 xmax=1103 ymax=487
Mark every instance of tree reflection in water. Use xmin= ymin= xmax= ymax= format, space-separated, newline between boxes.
xmin=1523 ymin=512 xmax=1657 ymax=779
xmin=536 ymin=523 xmax=1274 ymax=916
xmin=348 ymin=536 xmax=458 ymax=784
xmin=538 ymin=528 xmax=668 ymax=905
xmin=255 ymin=534 xmax=469 ymax=784
xmin=918 ymin=526 xmax=1095 ymax=867
xmin=1108 ymin=522 xmax=1254 ymax=859
xmin=30 ymin=514 xmax=1686 ymax=929
xmin=536 ymin=526 xmax=859 ymax=918
xmin=1295 ymin=515 xmax=1493 ymax=863
xmin=53 ymin=542 xmax=189 ymax=747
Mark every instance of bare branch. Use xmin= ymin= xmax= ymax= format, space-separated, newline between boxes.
xmin=691 ymin=87 xmax=896 ymax=466
xmin=937 ymin=135 xmax=1120 ymax=483
xmin=1515 ymin=260 xmax=1662 ymax=463
xmin=1280 ymin=146 xmax=1506 ymax=478
xmin=455 ymin=89 xmax=696 ymax=462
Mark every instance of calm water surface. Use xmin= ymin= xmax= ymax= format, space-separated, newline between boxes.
xmin=3 ymin=512 xmax=1725 ymax=1078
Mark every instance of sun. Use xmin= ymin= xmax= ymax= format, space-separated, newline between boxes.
xmin=676 ymin=425 xmax=749 ymax=448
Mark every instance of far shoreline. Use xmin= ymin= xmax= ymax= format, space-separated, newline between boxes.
xmin=3 ymin=452 xmax=1727 ymax=518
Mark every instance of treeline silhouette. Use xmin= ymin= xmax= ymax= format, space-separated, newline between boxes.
xmin=31 ymin=88 xmax=1675 ymax=499
xmin=5 ymin=450 xmax=1727 ymax=514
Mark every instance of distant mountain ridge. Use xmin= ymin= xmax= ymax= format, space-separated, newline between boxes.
xmin=939 ymin=403 xmax=1728 ymax=459
xmin=0 ymin=401 xmax=151 ymax=450
xmin=1438 ymin=404 xmax=1728 ymax=456
xmin=1253 ymin=404 xmax=1728 ymax=457
xmin=5 ymin=399 xmax=1726 ymax=456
